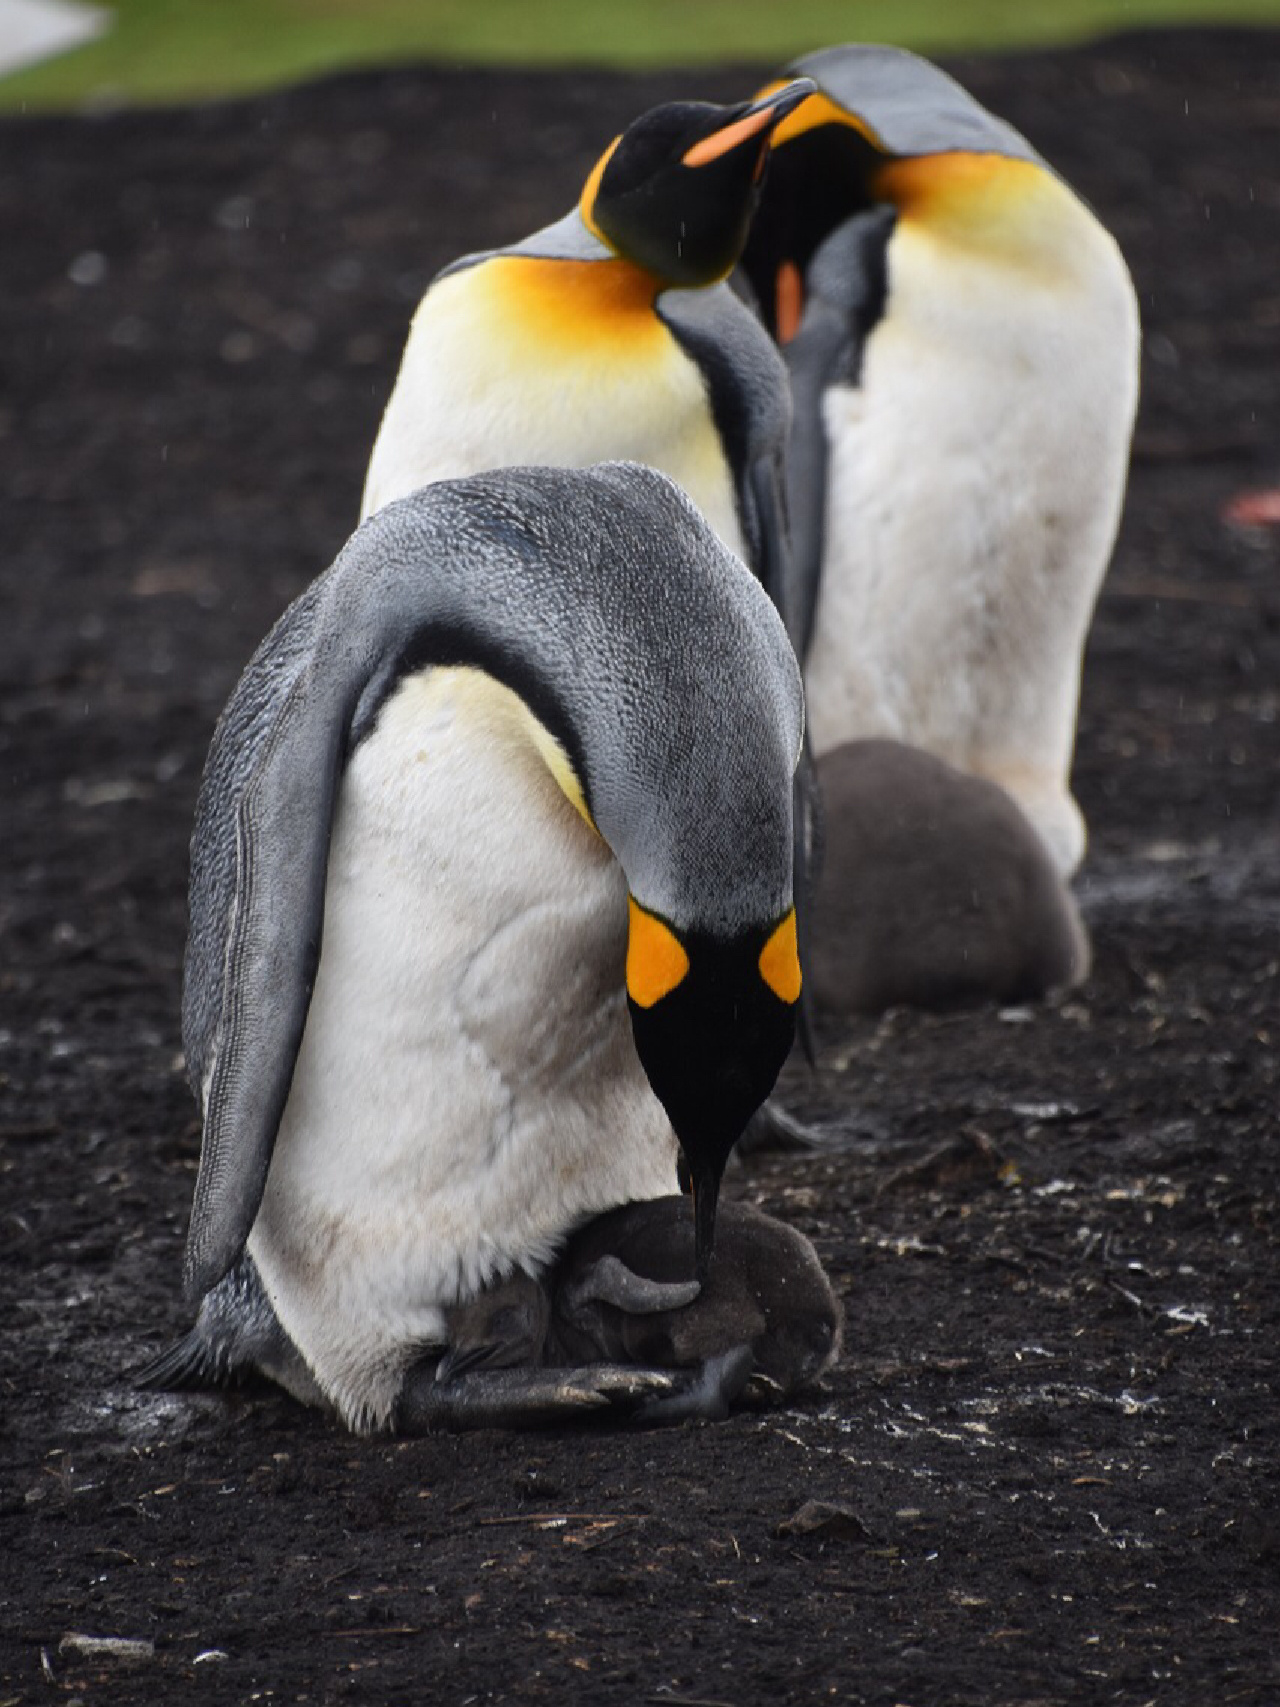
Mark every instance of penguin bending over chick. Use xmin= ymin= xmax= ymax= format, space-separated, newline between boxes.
xmin=741 ymin=44 xmax=1140 ymax=877
xmin=362 ymin=79 xmax=814 ymax=636
xmin=141 ymin=464 xmax=805 ymax=1435
xmin=428 ymin=1196 xmax=841 ymax=1428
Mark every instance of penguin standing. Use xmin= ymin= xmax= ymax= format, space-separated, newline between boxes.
xmin=741 ymin=45 xmax=1140 ymax=877
xmin=142 ymin=464 xmax=804 ymax=1434
xmin=361 ymin=80 xmax=814 ymax=635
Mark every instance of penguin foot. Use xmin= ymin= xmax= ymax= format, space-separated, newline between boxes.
xmin=635 ymin=1344 xmax=755 ymax=1425
xmin=736 ymin=1099 xmax=836 ymax=1154
xmin=395 ymin=1362 xmax=682 ymax=1434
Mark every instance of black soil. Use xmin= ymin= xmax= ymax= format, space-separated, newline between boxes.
xmin=3 ymin=28 xmax=1278 ymax=1705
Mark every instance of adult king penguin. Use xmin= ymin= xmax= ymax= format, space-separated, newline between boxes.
xmin=144 ymin=464 xmax=805 ymax=1434
xmin=361 ymin=79 xmax=814 ymax=635
xmin=740 ymin=45 xmax=1140 ymax=876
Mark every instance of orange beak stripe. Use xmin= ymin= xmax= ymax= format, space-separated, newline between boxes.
xmin=758 ymin=909 xmax=802 ymax=1005
xmin=626 ymin=899 xmax=691 ymax=1008
xmin=682 ymin=103 xmax=777 ymax=168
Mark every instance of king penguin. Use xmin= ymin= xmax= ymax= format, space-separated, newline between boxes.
xmin=361 ymin=79 xmax=814 ymax=635
xmin=142 ymin=463 xmax=805 ymax=1435
xmin=740 ymin=44 xmax=1141 ymax=877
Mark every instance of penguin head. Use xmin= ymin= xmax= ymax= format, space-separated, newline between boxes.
xmin=741 ymin=46 xmax=1042 ymax=339
xmin=580 ymin=78 xmax=815 ymax=288
xmin=624 ymin=901 xmax=801 ymax=1284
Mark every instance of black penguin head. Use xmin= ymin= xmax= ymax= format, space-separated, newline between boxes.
xmin=625 ymin=900 xmax=801 ymax=1283
xmin=581 ymin=79 xmax=815 ymax=287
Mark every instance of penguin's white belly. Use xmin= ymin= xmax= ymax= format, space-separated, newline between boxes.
xmin=804 ymin=225 xmax=1139 ymax=875
xmin=361 ymin=267 xmax=747 ymax=564
xmin=246 ymin=667 xmax=678 ymax=1432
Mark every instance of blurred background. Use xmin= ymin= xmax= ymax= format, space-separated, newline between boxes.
xmin=5 ymin=0 xmax=1280 ymax=110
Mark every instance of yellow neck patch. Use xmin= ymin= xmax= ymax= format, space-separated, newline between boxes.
xmin=626 ymin=899 xmax=690 ymax=1008
xmin=765 ymin=87 xmax=883 ymax=150
xmin=579 ymin=135 xmax=621 ymax=248
xmin=763 ymin=92 xmax=1064 ymax=259
xmin=875 ymin=151 xmax=1045 ymax=223
xmin=517 ymin=705 xmax=596 ymax=834
xmin=758 ymin=909 xmax=802 ymax=1005
xmin=408 ymin=666 xmax=597 ymax=836
xmin=480 ymin=253 xmax=662 ymax=355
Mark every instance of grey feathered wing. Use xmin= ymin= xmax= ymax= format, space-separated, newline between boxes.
xmin=180 ymin=579 xmax=367 ymax=1303
xmin=782 ymin=205 xmax=897 ymax=661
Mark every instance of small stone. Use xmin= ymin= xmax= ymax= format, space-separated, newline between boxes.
xmin=776 ymin=1499 xmax=873 ymax=1541
xmin=59 ymin=1634 xmax=155 ymax=1662
xmin=68 ymin=251 xmax=107 ymax=286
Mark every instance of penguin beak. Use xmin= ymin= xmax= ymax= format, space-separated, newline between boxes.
xmin=689 ymin=1159 xmax=723 ymax=1288
xmin=681 ymin=78 xmax=816 ymax=169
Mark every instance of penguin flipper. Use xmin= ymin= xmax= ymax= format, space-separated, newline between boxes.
xmin=742 ymin=449 xmax=821 ymax=1063
xmin=181 ymin=494 xmax=484 ymax=1302
xmin=783 ymin=204 xmax=897 ymax=663
xmin=560 ymin=1254 xmax=701 ymax=1318
xmin=180 ymin=573 xmax=360 ymax=1304
xmin=655 ymin=283 xmax=793 ymax=628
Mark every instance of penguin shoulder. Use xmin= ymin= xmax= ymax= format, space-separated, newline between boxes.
xmin=882 ymin=151 xmax=1136 ymax=310
xmin=362 ymin=243 xmax=731 ymax=525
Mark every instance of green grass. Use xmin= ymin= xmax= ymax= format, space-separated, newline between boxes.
xmin=4 ymin=0 xmax=1280 ymax=111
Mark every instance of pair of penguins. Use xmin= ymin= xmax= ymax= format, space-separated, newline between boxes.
xmin=143 ymin=46 xmax=1139 ymax=1434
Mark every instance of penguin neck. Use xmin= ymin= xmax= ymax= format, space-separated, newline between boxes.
xmin=460 ymin=208 xmax=667 ymax=349
xmin=497 ymin=251 xmax=663 ymax=347
xmin=510 ymin=207 xmax=665 ymax=301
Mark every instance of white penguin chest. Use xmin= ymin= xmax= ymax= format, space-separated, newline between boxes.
xmin=361 ymin=259 xmax=747 ymax=561
xmin=804 ymin=204 xmax=1139 ymax=779
xmin=247 ymin=667 xmax=677 ymax=1429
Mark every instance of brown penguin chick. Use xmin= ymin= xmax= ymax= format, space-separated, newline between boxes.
xmin=426 ymin=1197 xmax=841 ymax=1426
xmin=809 ymin=738 xmax=1090 ymax=1015
xmin=552 ymin=1196 xmax=841 ymax=1410
xmin=435 ymin=1270 xmax=553 ymax=1379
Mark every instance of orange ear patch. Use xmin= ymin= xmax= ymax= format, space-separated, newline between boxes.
xmin=579 ymin=134 xmax=622 ymax=243
xmin=768 ymin=89 xmax=881 ymax=150
xmin=626 ymin=899 xmax=690 ymax=1008
xmin=758 ymin=910 xmax=802 ymax=1005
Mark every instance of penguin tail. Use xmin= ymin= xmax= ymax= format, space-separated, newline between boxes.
xmin=134 ymin=1326 xmax=229 ymax=1393
xmin=134 ymin=1254 xmax=279 ymax=1392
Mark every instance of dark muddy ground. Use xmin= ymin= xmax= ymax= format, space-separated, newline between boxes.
xmin=2 ymin=27 xmax=1279 ymax=1705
